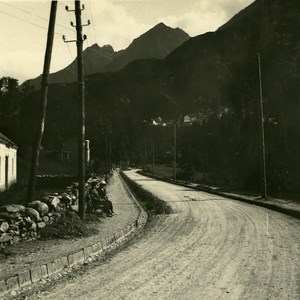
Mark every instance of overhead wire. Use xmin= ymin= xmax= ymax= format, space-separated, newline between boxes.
xmin=0 ymin=5 xmax=74 ymax=66
xmin=60 ymin=0 xmax=76 ymax=61
xmin=83 ymin=5 xmax=92 ymax=47
xmin=57 ymin=0 xmax=92 ymax=50
xmin=85 ymin=36 xmax=90 ymax=49
xmin=61 ymin=0 xmax=76 ymax=33
xmin=0 ymin=9 xmax=63 ymax=36
xmin=1 ymin=2 xmax=90 ymax=69
xmin=66 ymin=42 xmax=75 ymax=62
xmin=2 ymin=2 xmax=74 ymax=33
xmin=88 ymin=0 xmax=98 ymax=44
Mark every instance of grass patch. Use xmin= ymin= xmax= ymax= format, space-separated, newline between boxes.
xmin=121 ymin=172 xmax=172 ymax=215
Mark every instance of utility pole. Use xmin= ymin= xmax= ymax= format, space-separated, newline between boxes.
xmin=141 ymin=120 xmax=148 ymax=171
xmin=103 ymin=120 xmax=110 ymax=182
xmin=105 ymin=130 xmax=108 ymax=181
xmin=27 ymin=1 xmax=57 ymax=203
xmin=143 ymin=136 xmax=147 ymax=171
xmin=257 ymin=53 xmax=267 ymax=199
xmin=108 ymin=129 xmax=112 ymax=175
xmin=173 ymin=121 xmax=177 ymax=181
xmin=101 ymin=119 xmax=112 ymax=182
xmin=152 ymin=137 xmax=155 ymax=176
xmin=65 ymin=2 xmax=90 ymax=219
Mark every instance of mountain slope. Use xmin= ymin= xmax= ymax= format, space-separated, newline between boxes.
xmin=28 ymin=43 xmax=116 ymax=89
xmin=102 ymin=22 xmax=190 ymax=72
xmin=163 ymin=0 xmax=300 ymax=115
xmin=20 ymin=0 xmax=300 ymax=192
xmin=27 ymin=23 xmax=190 ymax=89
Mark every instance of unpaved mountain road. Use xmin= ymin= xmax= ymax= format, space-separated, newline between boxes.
xmin=29 ymin=170 xmax=300 ymax=300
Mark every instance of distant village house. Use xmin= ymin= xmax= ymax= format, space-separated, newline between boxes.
xmin=0 ymin=132 xmax=17 ymax=191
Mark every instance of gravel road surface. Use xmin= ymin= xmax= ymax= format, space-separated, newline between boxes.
xmin=28 ymin=170 xmax=300 ymax=300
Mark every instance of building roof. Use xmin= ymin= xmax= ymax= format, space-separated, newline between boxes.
xmin=0 ymin=132 xmax=18 ymax=149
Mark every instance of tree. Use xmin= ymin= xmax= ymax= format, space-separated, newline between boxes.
xmin=0 ymin=77 xmax=20 ymax=143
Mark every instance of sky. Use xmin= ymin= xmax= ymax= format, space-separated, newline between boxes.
xmin=0 ymin=0 xmax=255 ymax=84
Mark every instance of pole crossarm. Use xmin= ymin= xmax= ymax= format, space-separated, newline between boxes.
xmin=65 ymin=4 xmax=86 ymax=12
xmin=62 ymin=35 xmax=76 ymax=43
xmin=63 ymin=4 xmax=90 ymax=44
xmin=63 ymin=34 xmax=87 ymax=43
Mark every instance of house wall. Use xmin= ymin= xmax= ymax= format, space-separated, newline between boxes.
xmin=0 ymin=143 xmax=17 ymax=191
xmin=59 ymin=140 xmax=78 ymax=163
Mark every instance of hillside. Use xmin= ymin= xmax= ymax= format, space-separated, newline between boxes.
xmin=7 ymin=0 xmax=300 ymax=194
xmin=164 ymin=0 xmax=300 ymax=115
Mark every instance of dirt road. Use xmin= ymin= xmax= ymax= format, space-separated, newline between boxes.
xmin=29 ymin=170 xmax=300 ymax=300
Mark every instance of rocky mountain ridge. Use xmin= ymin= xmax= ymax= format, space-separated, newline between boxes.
xmin=27 ymin=23 xmax=190 ymax=89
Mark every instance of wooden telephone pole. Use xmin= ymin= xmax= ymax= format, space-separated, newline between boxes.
xmin=101 ymin=119 xmax=112 ymax=182
xmin=257 ymin=53 xmax=268 ymax=199
xmin=27 ymin=1 xmax=57 ymax=203
xmin=65 ymin=1 xmax=90 ymax=219
xmin=173 ymin=122 xmax=177 ymax=181
xmin=152 ymin=137 xmax=155 ymax=176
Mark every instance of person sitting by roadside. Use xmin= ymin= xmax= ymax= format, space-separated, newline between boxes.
xmin=89 ymin=181 xmax=112 ymax=216
xmin=97 ymin=180 xmax=115 ymax=216
xmin=71 ymin=182 xmax=79 ymax=205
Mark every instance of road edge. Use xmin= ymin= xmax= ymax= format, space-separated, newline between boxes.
xmin=138 ymin=171 xmax=300 ymax=220
xmin=0 ymin=172 xmax=148 ymax=299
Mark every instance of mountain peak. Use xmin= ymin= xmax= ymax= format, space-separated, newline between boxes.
xmin=90 ymin=43 xmax=100 ymax=49
xmin=138 ymin=22 xmax=190 ymax=40
xmin=86 ymin=43 xmax=114 ymax=53
xmin=26 ymin=23 xmax=189 ymax=87
xmin=148 ymin=22 xmax=185 ymax=33
xmin=102 ymin=44 xmax=115 ymax=52
xmin=154 ymin=22 xmax=168 ymax=29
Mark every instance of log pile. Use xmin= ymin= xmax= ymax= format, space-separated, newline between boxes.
xmin=0 ymin=183 xmax=79 ymax=250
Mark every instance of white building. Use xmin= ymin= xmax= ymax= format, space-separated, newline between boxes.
xmin=0 ymin=132 xmax=17 ymax=191
xmin=183 ymin=115 xmax=191 ymax=123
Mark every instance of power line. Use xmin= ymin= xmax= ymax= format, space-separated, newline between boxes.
xmin=0 ymin=9 xmax=63 ymax=36
xmin=84 ymin=3 xmax=93 ymax=45
xmin=1 ymin=5 xmax=76 ymax=66
xmin=60 ymin=1 xmax=77 ymax=35
xmin=66 ymin=42 xmax=74 ymax=61
xmin=63 ymin=4 xmax=91 ymax=51
xmin=57 ymin=1 xmax=68 ymax=8
xmin=85 ymin=36 xmax=90 ymax=48
xmin=3 ymin=2 xmax=48 ymax=22
xmin=88 ymin=0 xmax=97 ymax=43
xmin=2 ymin=2 xmax=74 ymax=33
